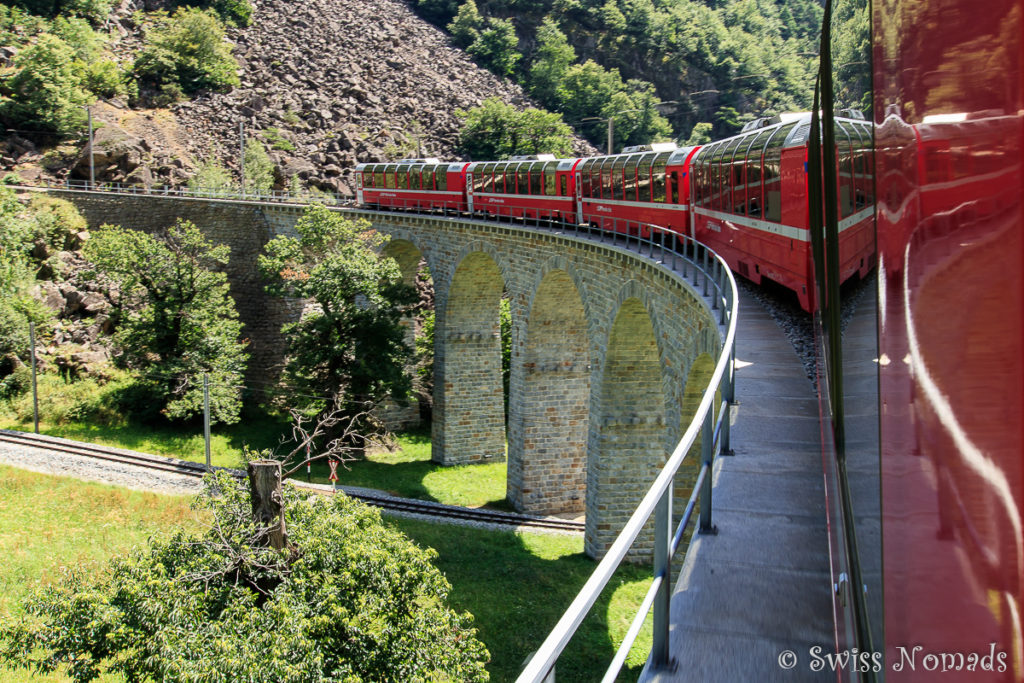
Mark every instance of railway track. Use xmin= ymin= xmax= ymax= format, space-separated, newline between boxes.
xmin=0 ymin=430 xmax=584 ymax=534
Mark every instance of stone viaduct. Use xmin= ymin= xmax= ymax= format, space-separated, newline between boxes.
xmin=53 ymin=191 xmax=724 ymax=558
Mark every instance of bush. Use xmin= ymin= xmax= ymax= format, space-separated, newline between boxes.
xmin=457 ymin=97 xmax=574 ymax=159
xmin=82 ymin=220 xmax=249 ymax=424
xmin=243 ymin=138 xmax=273 ymax=195
xmin=0 ymin=471 xmax=491 ymax=682
xmin=0 ymin=33 xmax=91 ymax=134
xmin=1 ymin=370 xmax=139 ymax=426
xmin=134 ymin=7 xmax=239 ymax=102
xmin=188 ymin=155 xmax=237 ymax=194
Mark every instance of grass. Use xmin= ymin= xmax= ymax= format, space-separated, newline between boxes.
xmin=389 ymin=517 xmax=652 ymax=682
xmin=0 ymin=464 xmax=203 ymax=682
xmin=0 ymin=466 xmax=652 ymax=682
xmin=0 ymin=406 xmax=510 ymax=509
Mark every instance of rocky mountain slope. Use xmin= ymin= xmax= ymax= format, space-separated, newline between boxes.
xmin=9 ymin=0 xmax=595 ymax=195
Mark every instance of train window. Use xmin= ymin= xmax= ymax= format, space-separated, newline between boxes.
xmin=437 ymin=166 xmax=449 ymax=191
xmin=601 ymin=157 xmax=615 ymax=198
xmin=836 ymin=122 xmax=855 ymax=218
xmin=479 ymin=163 xmax=493 ymax=193
xmin=560 ymin=174 xmax=568 ymax=196
xmin=384 ymin=164 xmax=397 ymax=189
xmin=745 ymin=129 xmax=773 ymax=217
xmin=691 ymin=145 xmax=712 ymax=208
xmin=669 ymin=170 xmax=679 ymax=204
xmin=761 ymin=122 xmax=796 ymax=223
xmin=579 ymin=160 xmax=592 ymax=197
xmin=719 ymin=137 xmax=744 ymax=214
xmin=518 ymin=164 xmax=531 ymax=195
xmin=399 ymin=166 xmax=412 ymax=189
xmin=730 ymin=137 xmax=749 ymax=214
xmin=530 ymin=163 xmax=543 ymax=195
xmin=637 ymin=160 xmax=652 ymax=202
xmin=611 ymin=156 xmax=626 ymax=200
xmin=410 ymin=165 xmax=423 ymax=190
xmin=543 ymin=161 xmax=559 ymax=195
xmin=504 ymin=165 xmax=517 ymax=194
xmin=651 ymin=152 xmax=670 ymax=203
xmin=472 ymin=166 xmax=485 ymax=193
xmin=373 ymin=166 xmax=385 ymax=188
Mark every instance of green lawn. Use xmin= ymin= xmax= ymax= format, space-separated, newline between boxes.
xmin=0 ymin=414 xmax=510 ymax=509
xmin=0 ymin=466 xmax=653 ymax=682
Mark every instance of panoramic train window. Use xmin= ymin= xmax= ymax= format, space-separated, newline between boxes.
xmin=410 ymin=165 xmax=423 ymax=190
xmin=436 ymin=166 xmax=448 ymax=191
xmin=709 ymin=143 xmax=728 ymax=211
xmin=637 ymin=153 xmax=653 ymax=202
xmin=692 ymin=145 xmax=712 ymax=208
xmin=729 ymin=137 xmax=749 ymax=214
xmin=518 ymin=165 xmax=531 ymax=195
xmin=651 ymin=152 xmax=670 ymax=202
xmin=836 ymin=122 xmax=855 ymax=218
xmin=479 ymin=165 xmax=491 ymax=194
xmin=397 ymin=166 xmax=410 ymax=190
xmin=530 ymin=163 xmax=543 ymax=195
xmin=372 ymin=165 xmax=384 ymax=188
xmin=745 ymin=128 xmax=774 ymax=218
xmin=601 ymin=157 xmax=615 ymax=198
xmin=611 ymin=156 xmax=627 ymax=200
xmin=503 ymin=165 xmax=517 ymax=194
xmin=623 ymin=157 xmax=639 ymax=201
xmin=718 ymin=137 xmax=744 ymax=214
xmin=762 ymin=123 xmax=796 ymax=222
xmin=544 ymin=161 xmax=559 ymax=195
xmin=579 ymin=160 xmax=593 ymax=197
xmin=384 ymin=164 xmax=396 ymax=189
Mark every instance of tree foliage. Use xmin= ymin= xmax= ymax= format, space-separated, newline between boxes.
xmin=457 ymin=97 xmax=574 ymax=159
xmin=244 ymin=139 xmax=274 ymax=195
xmin=82 ymin=219 xmax=248 ymax=424
xmin=448 ymin=0 xmax=522 ymax=77
xmin=0 ymin=33 xmax=91 ymax=134
xmin=258 ymin=206 xmax=416 ymax=416
xmin=133 ymin=7 xmax=239 ymax=104
xmin=0 ymin=471 xmax=490 ymax=682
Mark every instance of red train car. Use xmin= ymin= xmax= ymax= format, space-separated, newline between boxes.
xmin=574 ymin=144 xmax=698 ymax=238
xmin=689 ymin=113 xmax=875 ymax=311
xmin=355 ymin=159 xmax=470 ymax=213
xmin=465 ymin=155 xmax=580 ymax=222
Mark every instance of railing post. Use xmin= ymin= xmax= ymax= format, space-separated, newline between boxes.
xmin=699 ymin=408 xmax=716 ymax=534
xmin=721 ymin=345 xmax=736 ymax=456
xmin=702 ymin=250 xmax=710 ymax=297
xmin=652 ymin=484 xmax=673 ymax=669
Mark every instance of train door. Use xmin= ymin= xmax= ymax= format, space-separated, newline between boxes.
xmin=466 ymin=171 xmax=475 ymax=213
xmin=575 ymin=171 xmax=583 ymax=224
xmin=356 ymin=168 xmax=364 ymax=205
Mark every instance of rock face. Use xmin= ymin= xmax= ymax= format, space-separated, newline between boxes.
xmin=166 ymin=0 xmax=595 ymax=195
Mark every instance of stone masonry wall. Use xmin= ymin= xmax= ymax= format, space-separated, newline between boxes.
xmin=52 ymin=191 xmax=723 ymax=560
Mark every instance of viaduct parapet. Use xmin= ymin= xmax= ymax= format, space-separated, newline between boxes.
xmin=55 ymin=192 xmax=723 ymax=559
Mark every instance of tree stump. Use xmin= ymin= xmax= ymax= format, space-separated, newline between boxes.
xmin=247 ymin=460 xmax=288 ymax=550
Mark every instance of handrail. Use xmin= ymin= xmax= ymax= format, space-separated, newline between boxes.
xmin=517 ymin=230 xmax=738 ymax=682
xmin=18 ymin=179 xmax=738 ymax=680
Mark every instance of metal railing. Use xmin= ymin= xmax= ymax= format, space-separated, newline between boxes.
xmin=46 ymin=178 xmax=356 ymax=207
xmin=21 ymin=180 xmax=738 ymax=679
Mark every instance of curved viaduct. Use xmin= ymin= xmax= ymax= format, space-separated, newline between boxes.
xmin=54 ymin=191 xmax=724 ymax=558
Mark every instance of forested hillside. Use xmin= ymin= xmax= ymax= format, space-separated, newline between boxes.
xmin=413 ymin=0 xmax=827 ymax=146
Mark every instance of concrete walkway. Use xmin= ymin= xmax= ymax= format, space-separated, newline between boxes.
xmin=641 ymin=287 xmax=835 ymax=682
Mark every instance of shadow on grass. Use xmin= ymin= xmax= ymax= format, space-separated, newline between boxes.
xmin=389 ymin=516 xmax=651 ymax=682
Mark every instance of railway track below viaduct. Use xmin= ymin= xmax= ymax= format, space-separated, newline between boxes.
xmin=0 ymin=429 xmax=584 ymax=535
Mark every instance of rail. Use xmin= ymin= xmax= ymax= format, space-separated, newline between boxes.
xmin=20 ymin=181 xmax=738 ymax=679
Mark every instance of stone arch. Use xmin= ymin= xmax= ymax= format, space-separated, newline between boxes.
xmin=378 ymin=239 xmax=431 ymax=430
xmin=432 ymin=250 xmax=506 ymax=464
xmin=507 ymin=266 xmax=590 ymax=515
xmin=586 ymin=295 xmax=669 ymax=559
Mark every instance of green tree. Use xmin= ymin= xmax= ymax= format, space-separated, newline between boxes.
xmin=448 ymin=0 xmax=483 ymax=48
xmin=188 ymin=155 xmax=237 ymax=194
xmin=0 ymin=471 xmax=490 ymax=682
xmin=82 ymin=220 xmax=248 ymax=424
xmin=134 ymin=7 xmax=239 ymax=103
xmin=528 ymin=17 xmax=575 ymax=106
xmin=457 ymin=97 xmax=574 ymax=159
xmin=0 ymin=186 xmax=54 ymax=396
xmin=243 ymin=139 xmax=274 ymax=196
xmin=467 ymin=17 xmax=521 ymax=77
xmin=683 ymin=121 xmax=713 ymax=146
xmin=258 ymin=206 xmax=417 ymax=416
xmin=0 ymin=33 xmax=91 ymax=134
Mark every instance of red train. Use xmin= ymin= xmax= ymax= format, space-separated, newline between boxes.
xmin=355 ymin=122 xmax=874 ymax=313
